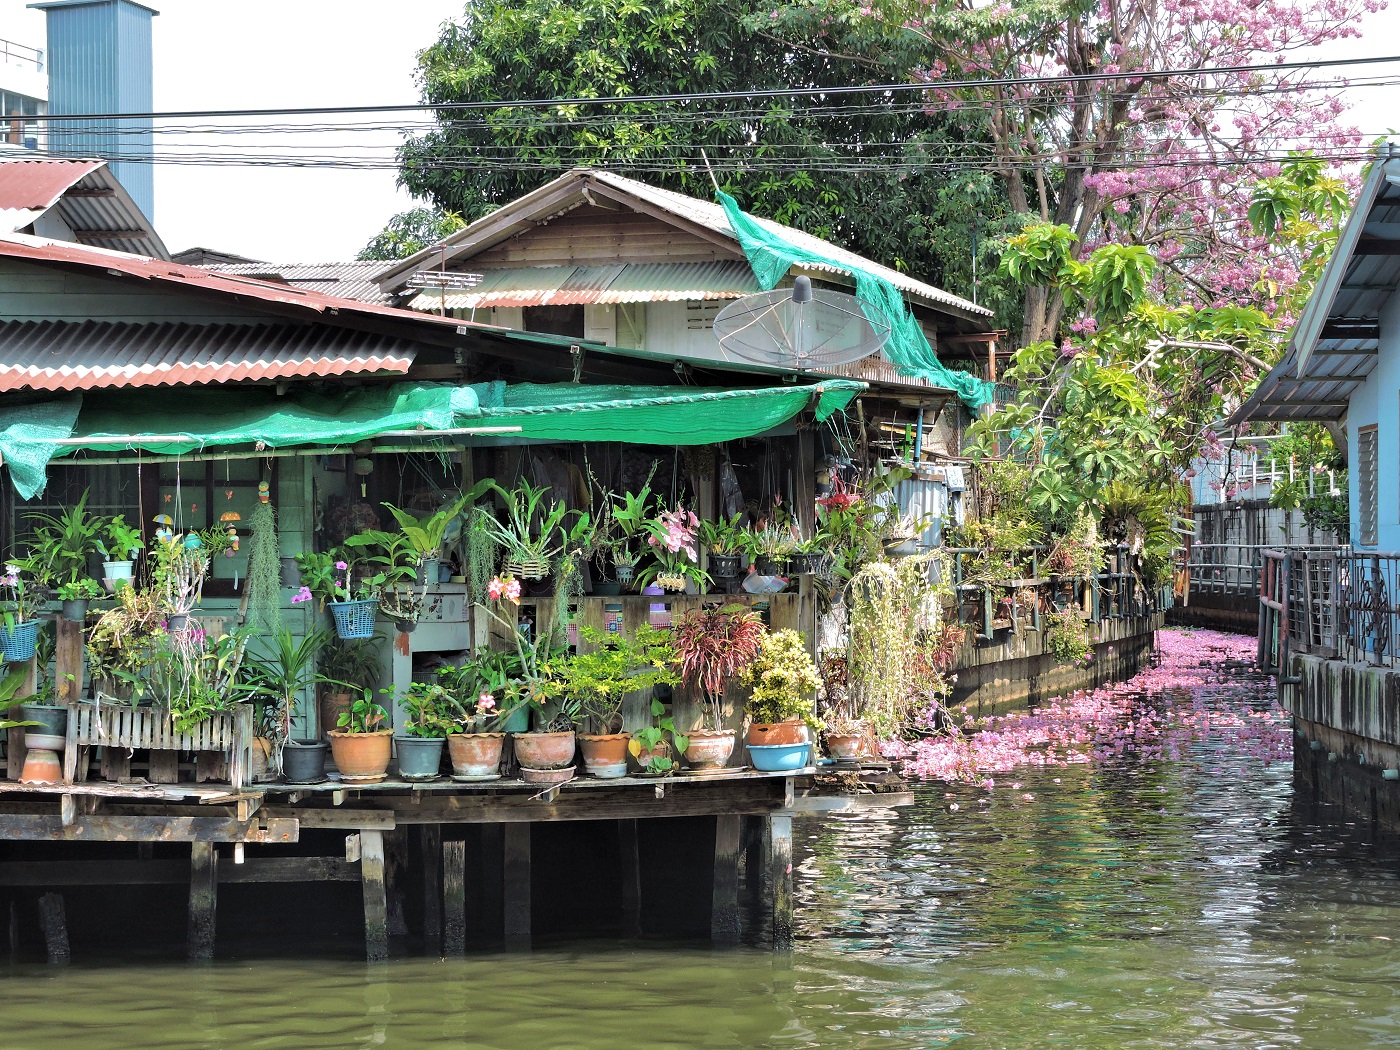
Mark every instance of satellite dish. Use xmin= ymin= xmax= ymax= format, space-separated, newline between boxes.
xmin=713 ymin=276 xmax=893 ymax=370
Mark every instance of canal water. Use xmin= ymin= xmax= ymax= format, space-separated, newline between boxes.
xmin=5 ymin=628 xmax=1400 ymax=1048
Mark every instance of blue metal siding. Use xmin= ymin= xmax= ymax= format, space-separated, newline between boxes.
xmin=42 ymin=0 xmax=154 ymax=221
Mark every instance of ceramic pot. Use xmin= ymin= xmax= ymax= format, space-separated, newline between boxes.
xmin=519 ymin=764 xmax=575 ymax=785
xmin=499 ymin=703 xmax=530 ymax=734
xmin=19 ymin=703 xmax=67 ymax=739
xmin=749 ymin=742 xmax=812 ymax=772
xmin=683 ymin=729 xmax=736 ymax=770
xmin=327 ymin=729 xmax=393 ymax=779
xmin=282 ymin=739 xmax=329 ymax=783
xmin=319 ymin=690 xmax=353 ymax=737
xmin=632 ymin=737 xmax=671 ymax=771
xmin=578 ymin=733 xmax=631 ymax=779
xmin=825 ymin=733 xmax=866 ymax=762
xmin=748 ymin=720 xmax=808 ymax=747
xmin=513 ymin=731 xmax=576 ymax=770
xmin=103 ymin=560 xmax=134 ymax=592
xmin=708 ymin=553 xmax=742 ymax=578
xmin=395 ymin=736 xmax=445 ymax=780
xmin=20 ymin=748 xmax=62 ymax=784
xmin=447 ymin=733 xmax=505 ymax=777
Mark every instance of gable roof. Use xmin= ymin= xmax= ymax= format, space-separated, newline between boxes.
xmin=204 ymin=261 xmax=395 ymax=305
xmin=1230 ymin=147 xmax=1400 ymax=425
xmin=375 ymin=168 xmax=992 ymax=323
xmin=0 ymin=158 xmax=167 ymax=260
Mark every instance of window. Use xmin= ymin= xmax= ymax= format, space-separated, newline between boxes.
xmin=153 ymin=459 xmax=275 ymax=592
xmin=1358 ymin=424 xmax=1378 ymax=546
xmin=523 ymin=305 xmax=584 ymax=338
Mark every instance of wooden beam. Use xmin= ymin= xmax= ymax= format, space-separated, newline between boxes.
xmin=619 ymin=819 xmax=642 ymax=939
xmin=1354 ymin=235 xmax=1400 ymax=256
xmin=38 ymin=893 xmax=69 ymax=965
xmin=361 ymin=829 xmax=389 ymax=962
xmin=768 ymin=815 xmax=793 ymax=950
xmin=503 ymin=823 xmax=531 ymax=951
xmin=442 ymin=839 xmax=466 ymax=957
xmin=711 ymin=815 xmax=741 ymax=944
xmin=187 ymin=843 xmax=217 ymax=962
xmin=0 ymin=816 xmax=297 ymax=843
xmin=420 ymin=824 xmax=443 ymax=951
xmin=72 ymin=228 xmax=154 ymax=238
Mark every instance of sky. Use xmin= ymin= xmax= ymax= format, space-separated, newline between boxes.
xmin=1 ymin=0 xmax=1398 ymax=262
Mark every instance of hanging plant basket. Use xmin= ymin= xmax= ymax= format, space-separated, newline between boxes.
xmin=505 ymin=556 xmax=551 ymax=581
xmin=709 ymin=553 xmax=742 ymax=579
xmin=329 ymin=599 xmax=378 ymax=640
xmin=656 ymin=572 xmax=689 ymax=593
xmin=614 ymin=561 xmax=637 ymax=585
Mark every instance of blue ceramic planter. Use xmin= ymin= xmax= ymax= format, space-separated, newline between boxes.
xmin=748 ymin=742 xmax=812 ymax=772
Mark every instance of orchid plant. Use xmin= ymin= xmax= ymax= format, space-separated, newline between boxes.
xmin=637 ymin=506 xmax=709 ymax=593
xmin=0 ymin=562 xmax=40 ymax=631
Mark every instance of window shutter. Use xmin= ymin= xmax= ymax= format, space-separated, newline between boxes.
xmin=1359 ymin=424 xmax=1378 ymax=546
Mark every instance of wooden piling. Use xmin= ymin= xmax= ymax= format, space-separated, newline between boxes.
xmin=420 ymin=824 xmax=442 ymax=951
xmin=768 ymin=815 xmax=793 ymax=950
xmin=480 ymin=823 xmax=503 ymax=942
xmin=711 ymin=814 xmax=742 ymax=944
xmin=383 ymin=827 xmax=408 ymax=937
xmin=38 ymin=892 xmax=69 ymax=964
xmin=187 ymin=842 xmax=217 ymax=961
xmin=618 ymin=819 xmax=642 ymax=938
xmin=442 ymin=838 xmax=466 ymax=957
xmin=361 ymin=829 xmax=389 ymax=962
xmin=503 ymin=823 xmax=530 ymax=951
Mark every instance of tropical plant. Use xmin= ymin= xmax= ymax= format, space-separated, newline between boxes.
xmin=401 ymin=681 xmax=456 ymax=738
xmin=484 ymin=479 xmax=571 ymax=575
xmin=636 ymin=506 xmax=708 ymax=592
xmin=0 ymin=667 xmax=40 ymax=732
xmin=338 ymin=688 xmax=389 ymax=734
xmin=610 ymin=481 xmax=655 ymax=569
xmin=0 ymin=562 xmax=41 ymax=631
xmin=357 ymin=206 xmax=467 ymax=261
xmin=97 ymin=517 xmax=144 ymax=561
xmin=671 ymin=603 xmax=766 ymax=730
xmin=559 ymin=625 xmax=679 ymax=734
xmin=238 ymin=625 xmax=338 ymax=749
xmin=740 ymin=629 xmax=821 ymax=728
xmin=23 ymin=489 xmax=105 ymax=588
xmin=438 ymin=648 xmax=525 ymax=733
xmin=696 ymin=513 xmax=747 ymax=556
xmin=55 ymin=578 xmax=103 ymax=601
xmin=745 ymin=524 xmax=797 ymax=563
xmin=318 ymin=637 xmax=383 ymax=694
xmin=1043 ymin=610 xmax=1092 ymax=665
xmin=156 ymin=623 xmax=251 ymax=734
xmin=147 ymin=528 xmax=233 ymax=617
xmin=382 ymin=484 xmax=489 ymax=561
xmin=629 ymin=694 xmax=690 ymax=774
xmin=86 ymin=586 xmax=164 ymax=694
xmin=460 ymin=503 xmax=501 ymax=603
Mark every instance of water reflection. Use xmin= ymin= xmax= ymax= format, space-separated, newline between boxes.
xmin=5 ymin=669 xmax=1400 ymax=1048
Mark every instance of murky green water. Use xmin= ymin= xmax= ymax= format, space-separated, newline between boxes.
xmin=5 ymin=672 xmax=1400 ymax=1048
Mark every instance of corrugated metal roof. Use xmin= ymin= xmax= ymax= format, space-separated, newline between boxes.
xmin=405 ymin=261 xmax=759 ymax=310
xmin=0 ymin=159 xmax=103 ymax=211
xmin=377 ymin=169 xmax=991 ymax=321
xmin=0 ymin=319 xmax=417 ymax=392
xmin=1231 ymin=150 xmax=1400 ymax=425
xmin=204 ymin=261 xmax=395 ymax=305
xmin=0 ymin=158 xmax=167 ymax=259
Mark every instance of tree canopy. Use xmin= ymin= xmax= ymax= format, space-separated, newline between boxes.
xmin=357 ymin=207 xmax=468 ymax=262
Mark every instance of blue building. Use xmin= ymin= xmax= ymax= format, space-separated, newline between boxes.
xmin=28 ymin=0 xmax=156 ymax=223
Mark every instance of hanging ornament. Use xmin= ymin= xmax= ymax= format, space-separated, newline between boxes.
xmin=183 ymin=531 xmax=203 ymax=551
xmin=163 ymin=493 xmax=172 ymax=504
xmin=153 ymin=514 xmax=175 ymax=544
xmin=353 ymin=456 xmax=374 ymax=498
xmin=221 ymin=512 xmax=242 ymax=555
xmin=225 ymin=489 xmax=234 ymax=501
xmin=191 ymin=502 xmax=198 ymax=514
xmin=258 ymin=480 xmax=271 ymax=505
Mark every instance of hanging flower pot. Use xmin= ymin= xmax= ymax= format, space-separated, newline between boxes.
xmin=165 ymin=613 xmax=190 ymax=634
xmin=755 ymin=556 xmax=787 ymax=576
xmin=505 ymin=557 xmax=551 ymax=581
xmin=4 ymin=619 xmax=42 ymax=663
xmin=708 ymin=553 xmax=742 ymax=579
xmin=329 ymin=599 xmax=378 ymax=640
xmin=656 ymin=572 xmax=688 ymax=593
xmin=615 ymin=561 xmax=636 ymax=585
xmin=787 ymin=553 xmax=826 ymax=576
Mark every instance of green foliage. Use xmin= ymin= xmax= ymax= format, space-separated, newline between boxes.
xmin=357 ymin=207 xmax=467 ymax=261
xmin=556 ymin=625 xmax=679 ymax=734
xmin=338 ymin=688 xmax=389 ymax=734
xmin=740 ymin=628 xmax=821 ymax=728
xmin=1043 ymin=610 xmax=1091 ymax=664
xmin=401 ymin=681 xmax=456 ymax=738
xmin=246 ymin=498 xmax=281 ymax=634
xmin=23 ymin=489 xmax=104 ymax=587
xmin=97 ymin=517 xmax=144 ymax=561
xmin=319 ymin=638 xmax=383 ymax=693
xmin=1097 ymin=481 xmax=1182 ymax=589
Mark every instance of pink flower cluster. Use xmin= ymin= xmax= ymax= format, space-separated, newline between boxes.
xmin=894 ymin=628 xmax=1290 ymax=787
xmin=648 ymin=507 xmax=699 ymax=562
xmin=487 ymin=575 xmax=521 ymax=604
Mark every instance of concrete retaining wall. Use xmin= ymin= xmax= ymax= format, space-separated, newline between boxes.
xmin=1166 ymin=592 xmax=1258 ymax=633
xmin=948 ymin=612 xmax=1164 ymax=718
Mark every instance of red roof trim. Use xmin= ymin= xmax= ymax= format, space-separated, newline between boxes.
xmin=0 ymin=160 xmax=104 ymax=212
xmin=0 ymin=354 xmax=413 ymax=392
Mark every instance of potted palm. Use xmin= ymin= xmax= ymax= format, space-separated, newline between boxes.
xmin=239 ymin=625 xmax=337 ymax=782
xmin=563 ymin=625 xmax=678 ymax=778
xmin=327 ymin=687 xmax=393 ymax=781
xmin=671 ymin=603 xmax=766 ymax=769
xmin=741 ymin=629 xmax=821 ymax=769
xmin=23 ymin=490 xmax=106 ymax=611
xmin=396 ymin=681 xmax=452 ymax=780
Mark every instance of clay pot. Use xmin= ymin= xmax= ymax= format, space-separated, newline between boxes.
xmin=520 ymin=764 xmax=576 ymax=785
xmin=748 ymin=720 xmax=808 ymax=747
xmin=683 ymin=729 xmax=736 ymax=769
xmin=447 ymin=733 xmax=505 ymax=777
xmin=327 ymin=729 xmax=393 ymax=779
xmin=512 ymin=731 xmax=576 ymax=770
xmin=826 ymin=733 xmax=866 ymax=762
xmin=20 ymin=747 xmax=62 ymax=784
xmin=632 ymin=737 xmax=671 ymax=770
xmin=578 ymin=733 xmax=631 ymax=779
xmin=319 ymin=691 xmax=353 ymax=737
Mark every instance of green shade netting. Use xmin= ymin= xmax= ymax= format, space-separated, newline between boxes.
xmin=0 ymin=395 xmax=82 ymax=499
xmin=716 ymin=190 xmax=995 ymax=412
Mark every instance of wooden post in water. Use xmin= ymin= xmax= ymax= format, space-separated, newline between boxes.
xmin=383 ymin=828 xmax=409 ymax=938
xmin=480 ymin=823 xmax=504 ymax=942
xmin=618 ymin=819 xmax=642 ymax=938
xmin=187 ymin=842 xmax=217 ymax=962
xmin=442 ymin=838 xmax=466 ymax=957
xmin=38 ymin=892 xmax=69 ymax=964
xmin=361 ymin=829 xmax=389 ymax=962
xmin=767 ymin=815 xmax=793 ymax=950
xmin=711 ymin=814 xmax=742 ymax=944
xmin=503 ymin=823 xmax=531 ymax=951
xmin=420 ymin=824 xmax=443 ymax=952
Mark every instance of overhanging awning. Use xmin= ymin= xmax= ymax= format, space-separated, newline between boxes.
xmin=0 ymin=379 xmax=865 ymax=498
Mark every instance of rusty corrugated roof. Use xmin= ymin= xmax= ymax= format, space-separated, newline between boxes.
xmin=0 ymin=319 xmax=417 ymax=392
xmin=205 ymin=261 xmax=396 ymax=305
xmin=0 ymin=160 xmax=167 ymax=260
xmin=406 ymin=261 xmax=759 ymax=311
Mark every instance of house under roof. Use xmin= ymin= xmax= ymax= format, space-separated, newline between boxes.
xmin=1231 ymin=148 xmax=1400 ymax=425
xmin=0 ymin=158 xmax=167 ymax=260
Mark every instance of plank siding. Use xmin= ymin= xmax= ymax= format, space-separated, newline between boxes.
xmin=468 ymin=209 xmax=745 ymax=268
xmin=0 ymin=259 xmax=271 ymax=324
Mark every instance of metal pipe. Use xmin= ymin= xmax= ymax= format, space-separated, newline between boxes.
xmin=47 ymin=424 xmax=523 ymax=447
xmin=61 ymin=443 xmax=478 ymax=467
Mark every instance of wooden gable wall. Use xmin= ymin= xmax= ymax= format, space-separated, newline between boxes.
xmin=468 ymin=207 xmax=745 ymax=268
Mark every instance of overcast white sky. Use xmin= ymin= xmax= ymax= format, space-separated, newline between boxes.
xmin=1 ymin=0 xmax=1398 ymax=261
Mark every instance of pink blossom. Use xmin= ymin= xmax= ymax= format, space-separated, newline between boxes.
xmin=290 ymin=585 xmax=313 ymax=604
xmin=477 ymin=692 xmax=496 ymax=712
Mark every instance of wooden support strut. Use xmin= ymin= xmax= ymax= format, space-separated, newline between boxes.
xmin=618 ymin=819 xmax=642 ymax=939
xmin=503 ymin=823 xmax=531 ymax=951
xmin=361 ymin=829 xmax=389 ymax=962
xmin=187 ymin=842 xmax=217 ymax=962
xmin=38 ymin=892 xmax=69 ymax=965
xmin=420 ymin=824 xmax=443 ymax=951
xmin=711 ymin=814 xmax=742 ymax=944
xmin=768 ymin=815 xmax=794 ymax=951
xmin=442 ymin=838 xmax=466 ymax=957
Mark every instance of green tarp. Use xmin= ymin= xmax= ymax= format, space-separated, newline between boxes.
xmin=4 ymin=379 xmax=864 ymax=496
xmin=716 ymin=190 xmax=995 ymax=412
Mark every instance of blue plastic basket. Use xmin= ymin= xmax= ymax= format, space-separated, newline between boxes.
xmin=0 ymin=619 xmax=38 ymax=663
xmin=329 ymin=600 xmax=378 ymax=640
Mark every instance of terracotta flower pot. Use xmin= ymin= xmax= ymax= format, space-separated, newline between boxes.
xmin=578 ymin=733 xmax=631 ymax=779
xmin=20 ymin=748 xmax=62 ymax=784
xmin=683 ymin=729 xmax=736 ymax=769
xmin=327 ymin=729 xmax=393 ymax=779
xmin=447 ymin=733 xmax=505 ymax=777
xmin=512 ymin=731 xmax=576 ymax=770
xmin=520 ymin=764 xmax=576 ymax=784
xmin=319 ymin=691 xmax=353 ymax=738
xmin=632 ymin=737 xmax=671 ymax=770
xmin=748 ymin=720 xmax=808 ymax=747
xmin=826 ymin=733 xmax=866 ymax=762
